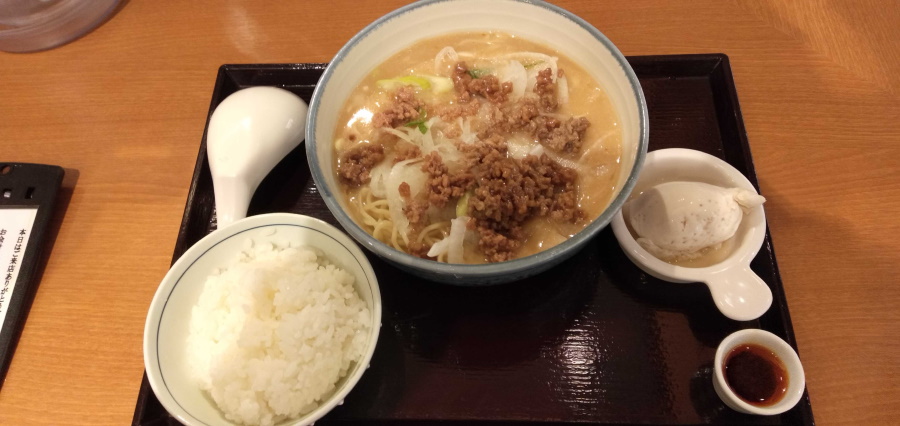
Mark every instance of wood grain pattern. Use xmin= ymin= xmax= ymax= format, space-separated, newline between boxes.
xmin=0 ymin=0 xmax=897 ymax=424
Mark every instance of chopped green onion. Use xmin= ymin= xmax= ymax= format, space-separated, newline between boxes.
xmin=399 ymin=75 xmax=431 ymax=89
xmin=405 ymin=108 xmax=428 ymax=134
xmin=456 ymin=191 xmax=472 ymax=217
xmin=376 ymin=75 xmax=453 ymax=94
xmin=522 ymin=61 xmax=544 ymax=69
xmin=466 ymin=69 xmax=491 ymax=79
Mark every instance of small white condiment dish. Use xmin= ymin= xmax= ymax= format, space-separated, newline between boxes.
xmin=143 ymin=213 xmax=381 ymax=426
xmin=713 ymin=329 xmax=806 ymax=415
xmin=610 ymin=148 xmax=772 ymax=321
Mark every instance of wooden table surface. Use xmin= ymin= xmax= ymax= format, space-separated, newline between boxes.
xmin=0 ymin=0 xmax=897 ymax=424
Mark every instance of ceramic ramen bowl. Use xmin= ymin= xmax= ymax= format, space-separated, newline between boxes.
xmin=307 ymin=0 xmax=648 ymax=284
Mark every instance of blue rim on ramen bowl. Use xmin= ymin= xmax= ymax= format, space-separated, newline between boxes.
xmin=306 ymin=0 xmax=648 ymax=285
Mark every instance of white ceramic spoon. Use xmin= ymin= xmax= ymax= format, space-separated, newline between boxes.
xmin=206 ymin=86 xmax=308 ymax=228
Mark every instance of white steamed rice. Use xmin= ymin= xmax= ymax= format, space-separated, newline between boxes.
xmin=187 ymin=240 xmax=371 ymax=426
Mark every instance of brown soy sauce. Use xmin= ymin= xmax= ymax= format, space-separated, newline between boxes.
xmin=724 ymin=343 xmax=789 ymax=406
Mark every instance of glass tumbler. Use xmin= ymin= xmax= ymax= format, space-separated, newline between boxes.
xmin=0 ymin=0 xmax=120 ymax=53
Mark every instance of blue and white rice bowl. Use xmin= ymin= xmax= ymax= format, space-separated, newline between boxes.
xmin=143 ymin=213 xmax=381 ymax=426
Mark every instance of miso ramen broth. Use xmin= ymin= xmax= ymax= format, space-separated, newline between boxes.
xmin=333 ymin=32 xmax=622 ymax=263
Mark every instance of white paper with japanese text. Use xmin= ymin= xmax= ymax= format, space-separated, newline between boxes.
xmin=0 ymin=208 xmax=38 ymax=331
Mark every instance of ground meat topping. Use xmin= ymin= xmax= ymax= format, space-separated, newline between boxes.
xmin=398 ymin=181 xmax=411 ymax=199
xmin=534 ymin=68 xmax=558 ymax=112
xmin=372 ymin=86 xmax=424 ymax=128
xmin=338 ymin=144 xmax=385 ymax=186
xmin=402 ymin=197 xmax=433 ymax=258
xmin=466 ymin=146 xmax=584 ymax=261
xmin=452 ymin=62 xmax=475 ymax=102
xmin=349 ymin=58 xmax=596 ymax=263
xmin=522 ymin=154 xmax=584 ymax=221
xmin=402 ymin=198 xmax=429 ymax=226
xmin=504 ymin=97 xmax=541 ymax=128
xmin=460 ymin=134 xmax=507 ymax=169
xmin=421 ymin=152 xmax=474 ymax=208
xmin=422 ymin=151 xmax=446 ymax=177
xmin=442 ymin=125 xmax=462 ymax=139
xmin=458 ymin=96 xmax=587 ymax=156
xmin=393 ymin=143 xmax=422 ymax=163
xmin=452 ymin=62 xmax=513 ymax=104
xmin=532 ymin=116 xmax=590 ymax=153
xmin=475 ymin=226 xmax=523 ymax=263
xmin=435 ymin=101 xmax=481 ymax=121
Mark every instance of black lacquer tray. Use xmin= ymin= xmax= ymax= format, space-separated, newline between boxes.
xmin=133 ymin=54 xmax=814 ymax=426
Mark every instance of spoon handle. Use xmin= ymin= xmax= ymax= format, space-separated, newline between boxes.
xmin=211 ymin=175 xmax=253 ymax=229
xmin=705 ymin=266 xmax=773 ymax=321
